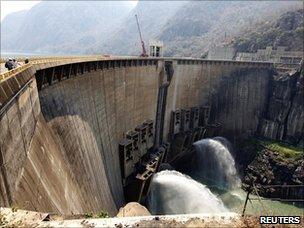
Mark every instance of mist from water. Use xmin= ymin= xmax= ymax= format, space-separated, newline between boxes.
xmin=148 ymin=170 xmax=228 ymax=215
xmin=192 ymin=137 xmax=241 ymax=190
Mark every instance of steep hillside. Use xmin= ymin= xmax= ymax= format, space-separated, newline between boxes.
xmin=1 ymin=10 xmax=28 ymax=51
xmin=233 ymin=9 xmax=304 ymax=52
xmin=91 ymin=1 xmax=186 ymax=55
xmin=1 ymin=1 xmax=302 ymax=56
xmin=157 ymin=1 xmax=302 ymax=57
xmin=1 ymin=1 xmax=134 ymax=54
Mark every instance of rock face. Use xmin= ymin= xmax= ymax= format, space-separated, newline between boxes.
xmin=257 ymin=66 xmax=304 ymax=146
xmin=293 ymin=160 xmax=304 ymax=184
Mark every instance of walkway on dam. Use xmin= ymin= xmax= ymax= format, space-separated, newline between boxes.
xmin=0 ymin=55 xmax=123 ymax=81
xmin=0 ymin=63 xmax=6 ymax=74
xmin=1 ymin=207 xmax=247 ymax=227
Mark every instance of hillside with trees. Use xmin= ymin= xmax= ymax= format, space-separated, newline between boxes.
xmin=232 ymin=9 xmax=304 ymax=52
xmin=1 ymin=1 xmax=302 ymax=56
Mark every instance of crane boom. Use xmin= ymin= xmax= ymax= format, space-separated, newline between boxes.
xmin=135 ymin=14 xmax=148 ymax=57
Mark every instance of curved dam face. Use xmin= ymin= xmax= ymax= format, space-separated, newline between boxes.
xmin=38 ymin=63 xmax=160 ymax=213
xmin=0 ymin=58 xmax=272 ymax=215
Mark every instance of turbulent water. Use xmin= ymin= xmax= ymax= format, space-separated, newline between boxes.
xmin=148 ymin=170 xmax=228 ymax=215
xmin=192 ymin=137 xmax=241 ymax=190
xmin=148 ymin=137 xmax=303 ymax=216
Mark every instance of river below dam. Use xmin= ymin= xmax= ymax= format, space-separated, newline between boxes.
xmin=148 ymin=137 xmax=303 ymax=216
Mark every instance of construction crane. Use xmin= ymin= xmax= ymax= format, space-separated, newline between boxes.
xmin=135 ymin=14 xmax=148 ymax=57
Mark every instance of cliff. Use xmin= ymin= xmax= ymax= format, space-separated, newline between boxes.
xmin=258 ymin=65 xmax=304 ymax=146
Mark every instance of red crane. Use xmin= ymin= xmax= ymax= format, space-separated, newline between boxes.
xmin=135 ymin=14 xmax=148 ymax=57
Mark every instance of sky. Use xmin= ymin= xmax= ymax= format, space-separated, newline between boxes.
xmin=0 ymin=0 xmax=138 ymax=21
xmin=1 ymin=1 xmax=40 ymax=21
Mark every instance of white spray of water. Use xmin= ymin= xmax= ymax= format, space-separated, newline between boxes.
xmin=148 ymin=170 xmax=228 ymax=215
xmin=193 ymin=137 xmax=241 ymax=190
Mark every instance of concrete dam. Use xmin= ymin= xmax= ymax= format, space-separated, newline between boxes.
xmin=0 ymin=57 xmax=273 ymax=216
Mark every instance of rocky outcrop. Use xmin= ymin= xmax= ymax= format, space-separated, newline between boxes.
xmin=257 ymin=65 xmax=304 ymax=146
xmin=293 ymin=160 xmax=304 ymax=184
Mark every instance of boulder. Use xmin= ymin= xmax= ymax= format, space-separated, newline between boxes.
xmin=116 ymin=202 xmax=151 ymax=217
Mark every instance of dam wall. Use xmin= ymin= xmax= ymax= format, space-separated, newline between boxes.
xmin=0 ymin=76 xmax=39 ymax=207
xmin=38 ymin=62 xmax=161 ymax=212
xmin=0 ymin=58 xmax=273 ymax=215
xmin=209 ymin=66 xmax=272 ymax=140
xmin=163 ymin=61 xmax=272 ymax=142
xmin=0 ymin=76 xmax=117 ymax=215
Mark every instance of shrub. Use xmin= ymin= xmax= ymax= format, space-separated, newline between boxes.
xmin=0 ymin=213 xmax=8 ymax=226
xmin=97 ymin=210 xmax=109 ymax=218
xmin=84 ymin=212 xmax=93 ymax=218
xmin=260 ymin=140 xmax=303 ymax=160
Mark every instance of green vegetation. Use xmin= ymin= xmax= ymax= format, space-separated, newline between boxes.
xmin=233 ymin=9 xmax=303 ymax=52
xmin=97 ymin=210 xmax=109 ymax=218
xmin=260 ymin=140 xmax=303 ymax=160
xmin=0 ymin=213 xmax=8 ymax=226
xmin=244 ymin=137 xmax=303 ymax=160
xmin=11 ymin=206 xmax=18 ymax=213
xmin=84 ymin=212 xmax=93 ymax=218
xmin=84 ymin=210 xmax=109 ymax=219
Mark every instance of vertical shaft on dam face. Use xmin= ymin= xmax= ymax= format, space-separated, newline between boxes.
xmin=154 ymin=61 xmax=174 ymax=149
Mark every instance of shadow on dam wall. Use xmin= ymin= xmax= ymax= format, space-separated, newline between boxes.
xmin=0 ymin=58 xmax=273 ymax=215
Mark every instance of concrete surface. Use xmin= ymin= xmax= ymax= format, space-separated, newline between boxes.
xmin=41 ymin=213 xmax=243 ymax=227
xmin=0 ymin=207 xmax=248 ymax=227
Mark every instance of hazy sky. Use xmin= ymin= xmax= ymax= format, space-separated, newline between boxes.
xmin=1 ymin=0 xmax=138 ymax=21
xmin=1 ymin=1 xmax=40 ymax=21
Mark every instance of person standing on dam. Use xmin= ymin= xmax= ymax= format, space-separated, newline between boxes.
xmin=4 ymin=58 xmax=21 ymax=70
xmin=12 ymin=59 xmax=20 ymax=68
xmin=4 ymin=58 xmax=15 ymax=70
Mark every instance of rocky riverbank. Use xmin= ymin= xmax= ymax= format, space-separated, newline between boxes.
xmin=238 ymin=138 xmax=303 ymax=199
